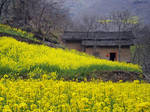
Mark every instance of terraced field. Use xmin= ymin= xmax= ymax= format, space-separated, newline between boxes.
xmin=0 ymin=37 xmax=142 ymax=80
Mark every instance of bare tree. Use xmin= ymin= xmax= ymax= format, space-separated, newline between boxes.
xmin=72 ymin=15 xmax=100 ymax=55
xmin=132 ymin=25 xmax=150 ymax=81
xmin=72 ymin=15 xmax=100 ymax=32
xmin=98 ymin=10 xmax=138 ymax=61
xmin=0 ymin=0 xmax=8 ymax=16
xmin=0 ymin=0 xmax=71 ymax=43
xmin=0 ymin=0 xmax=10 ymax=21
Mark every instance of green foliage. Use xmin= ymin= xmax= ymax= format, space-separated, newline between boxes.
xmin=0 ymin=24 xmax=39 ymax=42
xmin=98 ymin=16 xmax=139 ymax=24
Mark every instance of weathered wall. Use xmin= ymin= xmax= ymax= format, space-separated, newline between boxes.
xmin=65 ymin=42 xmax=82 ymax=51
xmin=64 ymin=42 xmax=131 ymax=62
xmin=85 ymin=47 xmax=131 ymax=62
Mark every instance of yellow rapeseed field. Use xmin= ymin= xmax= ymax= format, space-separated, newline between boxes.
xmin=0 ymin=77 xmax=150 ymax=112
xmin=0 ymin=36 xmax=149 ymax=112
xmin=0 ymin=37 xmax=142 ymax=80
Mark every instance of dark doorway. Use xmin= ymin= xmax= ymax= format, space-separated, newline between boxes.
xmin=110 ymin=53 xmax=116 ymax=61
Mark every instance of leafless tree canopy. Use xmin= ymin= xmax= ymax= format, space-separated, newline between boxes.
xmin=132 ymin=26 xmax=150 ymax=81
xmin=0 ymin=0 xmax=71 ymax=41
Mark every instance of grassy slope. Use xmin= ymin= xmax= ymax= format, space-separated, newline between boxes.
xmin=0 ymin=37 xmax=142 ymax=79
xmin=0 ymin=24 xmax=39 ymax=42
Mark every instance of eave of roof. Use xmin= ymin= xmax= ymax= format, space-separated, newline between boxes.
xmin=82 ymin=40 xmax=134 ymax=47
xmin=62 ymin=31 xmax=135 ymax=40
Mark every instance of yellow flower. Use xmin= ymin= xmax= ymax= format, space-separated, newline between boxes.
xmin=2 ymin=105 xmax=12 ymax=112
xmin=103 ymin=106 xmax=110 ymax=112
xmin=0 ymin=97 xmax=4 ymax=102
xmin=19 ymin=102 xmax=27 ymax=110
xmin=42 ymin=74 xmax=48 ymax=80
xmin=134 ymin=80 xmax=140 ymax=84
xmin=3 ymin=75 xmax=9 ymax=79
xmin=30 ymin=104 xmax=37 ymax=110
xmin=136 ymin=102 xmax=150 ymax=112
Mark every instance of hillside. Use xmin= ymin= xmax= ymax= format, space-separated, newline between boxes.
xmin=0 ymin=37 xmax=142 ymax=81
xmin=0 ymin=24 xmax=61 ymax=47
xmin=0 ymin=24 xmax=39 ymax=43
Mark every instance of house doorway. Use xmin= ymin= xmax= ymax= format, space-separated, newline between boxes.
xmin=110 ymin=53 xmax=117 ymax=61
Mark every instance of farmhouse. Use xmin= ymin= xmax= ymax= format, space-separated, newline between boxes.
xmin=62 ymin=31 xmax=135 ymax=62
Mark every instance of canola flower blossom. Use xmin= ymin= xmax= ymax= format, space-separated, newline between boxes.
xmin=0 ymin=37 xmax=142 ymax=80
xmin=0 ymin=78 xmax=150 ymax=112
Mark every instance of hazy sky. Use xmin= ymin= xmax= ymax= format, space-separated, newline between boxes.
xmin=64 ymin=0 xmax=150 ymax=24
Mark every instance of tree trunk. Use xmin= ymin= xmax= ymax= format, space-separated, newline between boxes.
xmin=0 ymin=0 xmax=8 ymax=17
xmin=118 ymin=27 xmax=121 ymax=62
